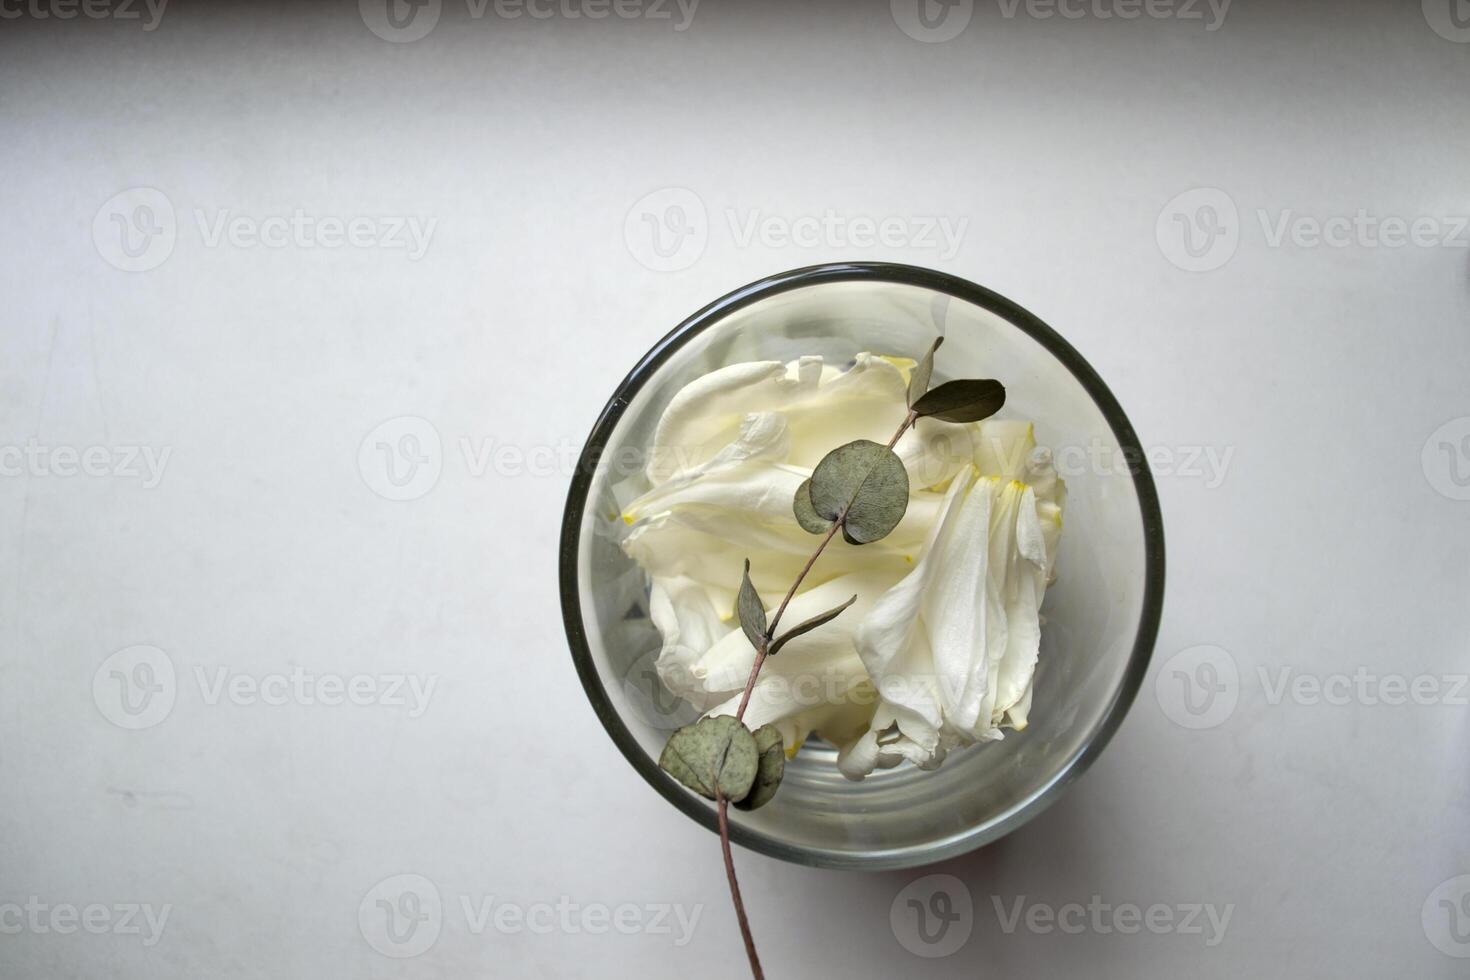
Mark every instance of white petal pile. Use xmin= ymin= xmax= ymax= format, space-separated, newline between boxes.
xmin=619 ymin=353 xmax=1064 ymax=779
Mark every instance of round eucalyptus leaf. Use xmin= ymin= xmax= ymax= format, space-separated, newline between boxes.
xmin=792 ymin=478 xmax=829 ymax=534
xmin=809 ymin=439 xmax=910 ymax=545
xmin=658 ymin=716 xmax=759 ymax=802
xmin=733 ymin=724 xmax=785 ymax=811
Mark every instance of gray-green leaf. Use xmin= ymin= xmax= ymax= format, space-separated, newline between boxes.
xmin=658 ymin=716 xmax=759 ymax=802
xmin=907 ymin=335 xmax=943 ymax=407
xmin=792 ymin=478 xmax=829 ymax=535
xmin=768 ymin=594 xmax=857 ymax=657
xmin=808 ymin=439 xmax=910 ymax=545
xmin=911 ymin=379 xmax=1006 ymax=423
xmin=733 ymin=724 xmax=785 ymax=811
xmin=737 ymin=559 xmax=768 ymax=650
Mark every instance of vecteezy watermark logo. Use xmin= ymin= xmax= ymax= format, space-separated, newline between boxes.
xmin=1159 ymin=188 xmax=1470 ymax=271
xmin=0 ymin=442 xmax=172 ymax=487
xmin=93 ymin=646 xmax=177 ymax=730
xmin=354 ymin=424 xmax=687 ymax=496
xmin=1424 ymin=875 xmax=1470 ymax=957
xmin=1039 ymin=439 xmax=1234 ymax=489
xmin=457 ymin=895 xmax=702 ymax=942
xmin=1156 ymin=188 xmax=1239 ymax=273
xmin=624 ymin=188 xmax=708 ymax=272
xmin=1155 ymin=644 xmax=1238 ymax=729
xmin=890 ymin=874 xmax=973 ymax=958
xmin=726 ymin=209 xmax=968 ymax=260
xmin=0 ymin=899 xmax=172 ymax=947
xmin=360 ymin=874 xmax=443 ymax=958
xmin=95 ymin=648 xmax=438 ymax=727
xmin=93 ymin=188 xmax=177 ymax=272
xmin=361 ymin=0 xmax=697 ymax=42
xmin=1257 ymin=666 xmax=1468 ymax=708
xmin=484 ymin=0 xmax=699 ymax=28
xmin=621 ymin=650 xmax=701 ymax=731
xmin=995 ymin=0 xmax=1231 ymax=30
xmin=360 ymin=0 xmax=442 ymax=42
xmin=891 ymin=0 xmax=973 ymax=42
xmin=1423 ymin=0 xmax=1470 ymax=43
xmin=0 ymin=0 xmax=169 ymax=29
xmin=993 ymin=896 xmax=1233 ymax=945
xmin=1158 ymin=654 xmax=1466 ymax=722
xmin=1422 ymin=416 xmax=1470 ymax=501
xmin=94 ymin=190 xmax=436 ymax=270
xmin=193 ymin=667 xmax=437 ymax=716
xmin=359 ymin=416 xmax=444 ymax=501
xmin=359 ymin=877 xmax=701 ymax=955
xmin=193 ymin=210 xmax=436 ymax=258
xmin=625 ymin=188 xmax=969 ymax=271
xmin=1256 ymin=210 xmax=1470 ymax=250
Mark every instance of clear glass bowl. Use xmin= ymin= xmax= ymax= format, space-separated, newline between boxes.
xmin=560 ymin=263 xmax=1164 ymax=870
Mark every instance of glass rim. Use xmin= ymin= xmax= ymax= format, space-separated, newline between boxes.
xmin=558 ymin=261 xmax=1166 ymax=870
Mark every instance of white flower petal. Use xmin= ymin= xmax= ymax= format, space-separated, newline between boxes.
xmin=837 ymin=704 xmax=945 ymax=779
xmin=647 ymin=359 xmax=814 ymax=484
xmin=847 ymin=471 xmax=976 ymax=775
xmin=936 ymin=477 xmax=1004 ymax=735
xmin=647 ymin=575 xmax=731 ymax=709
xmin=1005 ymin=676 xmax=1034 ymax=730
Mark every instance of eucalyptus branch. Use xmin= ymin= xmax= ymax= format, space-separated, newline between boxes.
xmin=654 ymin=337 xmax=1008 ymax=980
xmin=714 ymin=408 xmax=917 ymax=980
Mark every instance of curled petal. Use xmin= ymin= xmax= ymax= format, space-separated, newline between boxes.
xmin=845 ymin=472 xmax=1060 ymax=778
xmin=647 ymin=575 xmax=732 ymax=710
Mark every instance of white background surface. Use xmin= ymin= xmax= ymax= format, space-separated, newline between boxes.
xmin=2 ymin=1 xmax=1467 ymax=977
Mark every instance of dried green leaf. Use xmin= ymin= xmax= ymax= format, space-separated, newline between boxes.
xmin=911 ymin=379 xmax=1006 ymax=423
xmin=792 ymin=478 xmax=829 ymax=535
xmin=658 ymin=716 xmax=759 ymax=802
xmin=907 ymin=335 xmax=943 ymax=407
xmin=733 ymin=724 xmax=785 ymax=811
xmin=808 ymin=439 xmax=910 ymax=545
xmin=737 ymin=559 xmax=768 ymax=650
xmin=767 ymin=595 xmax=857 ymax=657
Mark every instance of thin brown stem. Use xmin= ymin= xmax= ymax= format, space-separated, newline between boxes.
xmin=717 ymin=793 xmax=764 ymax=980
xmin=761 ymin=519 xmax=844 ymax=652
xmin=886 ymin=409 xmax=918 ymax=450
xmin=716 ymin=408 xmax=920 ymax=980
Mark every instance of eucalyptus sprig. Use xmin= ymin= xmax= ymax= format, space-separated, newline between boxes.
xmin=655 ymin=336 xmax=1005 ymax=979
